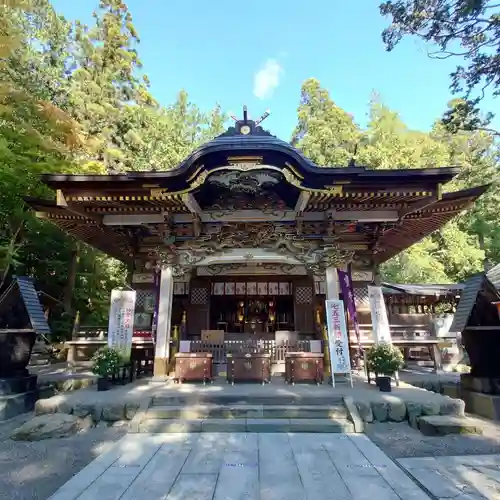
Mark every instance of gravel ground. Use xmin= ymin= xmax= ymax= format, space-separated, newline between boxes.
xmin=365 ymin=418 xmax=500 ymax=459
xmin=0 ymin=414 xmax=126 ymax=500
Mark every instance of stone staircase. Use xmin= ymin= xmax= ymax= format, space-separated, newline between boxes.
xmin=29 ymin=340 xmax=54 ymax=366
xmin=134 ymin=394 xmax=358 ymax=434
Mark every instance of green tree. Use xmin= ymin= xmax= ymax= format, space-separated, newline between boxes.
xmin=291 ymin=78 xmax=361 ymax=166
xmin=358 ymin=97 xmax=450 ymax=169
xmin=379 ymin=0 xmax=500 ymax=135
xmin=122 ymin=91 xmax=226 ymax=171
xmin=68 ymin=0 xmax=155 ymax=172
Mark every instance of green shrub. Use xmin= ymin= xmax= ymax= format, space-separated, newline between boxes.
xmin=91 ymin=346 xmax=122 ymax=377
xmin=366 ymin=342 xmax=404 ymax=376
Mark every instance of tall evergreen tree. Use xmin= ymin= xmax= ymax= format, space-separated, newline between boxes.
xmin=291 ymin=78 xmax=361 ymax=166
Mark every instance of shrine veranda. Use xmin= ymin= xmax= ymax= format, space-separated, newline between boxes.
xmin=26 ymin=113 xmax=488 ymax=376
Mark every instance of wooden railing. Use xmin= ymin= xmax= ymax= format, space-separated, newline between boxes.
xmin=74 ymin=327 xmax=153 ymax=340
xmin=189 ymin=340 xmax=312 ymax=364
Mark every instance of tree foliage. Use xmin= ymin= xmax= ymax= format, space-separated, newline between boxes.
xmin=1 ymin=0 xmax=498 ymax=340
xmin=292 ymin=79 xmax=498 ymax=284
xmin=0 ymin=0 xmax=224 ymax=339
xmin=379 ymin=0 xmax=500 ymax=135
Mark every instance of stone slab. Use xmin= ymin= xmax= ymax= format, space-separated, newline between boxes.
xmin=246 ymin=418 xmax=292 ymax=432
xmin=462 ymin=389 xmax=500 ymax=421
xmin=0 ymin=374 xmax=37 ymax=396
xmin=48 ymin=432 xmax=432 ymax=500
xmin=399 ymin=454 xmax=500 ymax=499
xmin=288 ymin=418 xmax=354 ymax=433
xmin=0 ymin=390 xmax=37 ymax=421
xmin=201 ymin=418 xmax=247 ymax=432
xmin=145 ymin=403 xmax=348 ymax=420
xmin=418 ymin=415 xmax=484 ymax=436
xmin=139 ymin=418 xmax=203 ymax=433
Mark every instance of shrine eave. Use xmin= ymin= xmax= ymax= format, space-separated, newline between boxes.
xmin=24 ymin=184 xmax=489 ymax=267
xmin=40 ymin=165 xmax=461 ymax=194
xmin=373 ymin=184 xmax=490 ymax=263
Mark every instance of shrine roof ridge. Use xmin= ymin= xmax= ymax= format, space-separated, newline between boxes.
xmin=40 ymin=165 xmax=462 ymax=186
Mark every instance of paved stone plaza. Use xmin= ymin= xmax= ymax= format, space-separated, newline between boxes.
xmin=49 ymin=432 xmax=433 ymax=500
xmin=399 ymin=454 xmax=500 ymax=499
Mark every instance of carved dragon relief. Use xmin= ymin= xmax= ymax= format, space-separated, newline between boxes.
xmin=149 ymin=222 xmax=354 ymax=277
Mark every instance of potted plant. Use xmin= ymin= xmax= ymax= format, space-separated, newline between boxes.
xmin=91 ymin=346 xmax=122 ymax=391
xmin=366 ymin=342 xmax=404 ymax=392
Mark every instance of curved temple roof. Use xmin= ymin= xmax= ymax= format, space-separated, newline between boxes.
xmin=26 ymin=116 xmax=489 ymax=268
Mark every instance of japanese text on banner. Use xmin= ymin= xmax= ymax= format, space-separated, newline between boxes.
xmin=108 ymin=289 xmax=136 ymax=360
xmin=325 ymin=299 xmax=352 ymax=374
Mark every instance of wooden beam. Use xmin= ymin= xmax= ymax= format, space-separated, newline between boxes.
xmin=294 ymin=192 xmax=310 ymax=213
xmin=56 ymin=190 xmax=103 ymax=223
xmin=398 ymin=190 xmax=440 ymax=219
xmin=181 ymin=193 xmax=202 ymax=216
xmin=103 ymin=209 xmax=400 ymax=225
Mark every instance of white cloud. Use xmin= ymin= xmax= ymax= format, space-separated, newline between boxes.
xmin=253 ymin=59 xmax=283 ymax=100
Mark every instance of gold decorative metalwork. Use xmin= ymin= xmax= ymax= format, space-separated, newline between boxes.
xmin=150 ymin=188 xmax=169 ymax=197
xmin=227 ymin=156 xmax=263 ymax=165
xmin=282 ymin=169 xmax=303 ymax=188
xmin=284 ymin=162 xmax=304 ymax=180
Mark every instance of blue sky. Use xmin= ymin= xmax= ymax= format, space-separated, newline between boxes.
xmin=52 ymin=0 xmax=498 ymax=141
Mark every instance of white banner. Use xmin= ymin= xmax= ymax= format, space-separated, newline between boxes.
xmin=108 ymin=289 xmax=136 ymax=360
xmin=367 ymin=285 xmax=392 ymax=344
xmin=325 ymin=299 xmax=352 ymax=374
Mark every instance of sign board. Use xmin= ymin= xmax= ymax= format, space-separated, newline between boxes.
xmin=132 ymin=273 xmax=155 ymax=284
xmin=367 ymin=286 xmax=392 ymax=344
xmin=325 ymin=299 xmax=353 ymax=386
xmin=108 ymin=289 xmax=136 ymax=360
xmin=351 ymin=270 xmax=373 ymax=282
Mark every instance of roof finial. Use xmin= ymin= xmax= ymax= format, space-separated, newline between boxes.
xmin=255 ymin=109 xmax=270 ymax=126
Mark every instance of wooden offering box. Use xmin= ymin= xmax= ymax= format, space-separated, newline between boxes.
xmin=227 ymin=353 xmax=271 ymax=385
xmin=285 ymin=352 xmax=324 ymax=385
xmin=174 ymin=352 xmax=213 ymax=384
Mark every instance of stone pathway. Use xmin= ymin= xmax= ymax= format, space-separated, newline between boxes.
xmin=49 ymin=432 xmax=431 ymax=500
xmin=399 ymin=454 xmax=500 ymax=499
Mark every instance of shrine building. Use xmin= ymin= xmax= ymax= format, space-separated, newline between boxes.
xmin=26 ymin=110 xmax=488 ymax=376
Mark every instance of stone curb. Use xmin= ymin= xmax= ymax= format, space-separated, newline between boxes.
xmin=129 ymin=397 xmax=153 ymax=433
xmin=342 ymin=396 xmax=364 ymax=433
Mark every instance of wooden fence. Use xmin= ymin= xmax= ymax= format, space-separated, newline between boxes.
xmin=189 ymin=340 xmax=312 ymax=365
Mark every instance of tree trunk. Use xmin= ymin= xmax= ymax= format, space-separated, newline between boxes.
xmin=63 ymin=243 xmax=80 ymax=313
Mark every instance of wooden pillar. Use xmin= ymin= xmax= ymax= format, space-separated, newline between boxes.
xmin=153 ymin=266 xmax=174 ymax=377
xmin=325 ymin=267 xmax=339 ymax=301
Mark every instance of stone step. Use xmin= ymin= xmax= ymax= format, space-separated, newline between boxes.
xmin=138 ymin=418 xmax=355 ymax=434
xmin=418 ymin=415 xmax=484 ymax=436
xmin=151 ymin=395 xmax=345 ymax=407
xmin=145 ymin=404 xmax=349 ymax=420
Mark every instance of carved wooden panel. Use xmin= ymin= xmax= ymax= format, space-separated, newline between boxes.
xmin=187 ymin=279 xmax=210 ymax=335
xmin=294 ymin=279 xmax=314 ymax=333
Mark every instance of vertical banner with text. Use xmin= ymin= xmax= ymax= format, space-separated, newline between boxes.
xmin=337 ymin=268 xmax=362 ymax=353
xmin=367 ymin=285 xmax=392 ymax=344
xmin=108 ymin=289 xmax=136 ymax=360
xmin=325 ymin=299 xmax=353 ymax=386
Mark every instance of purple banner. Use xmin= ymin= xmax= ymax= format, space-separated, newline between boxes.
xmin=337 ymin=267 xmax=362 ymax=353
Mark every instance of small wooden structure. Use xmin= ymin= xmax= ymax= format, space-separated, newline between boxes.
xmin=0 ymin=276 xmax=52 ymax=419
xmin=0 ymin=276 xmax=54 ymax=372
xmin=449 ymin=273 xmax=500 ymax=381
